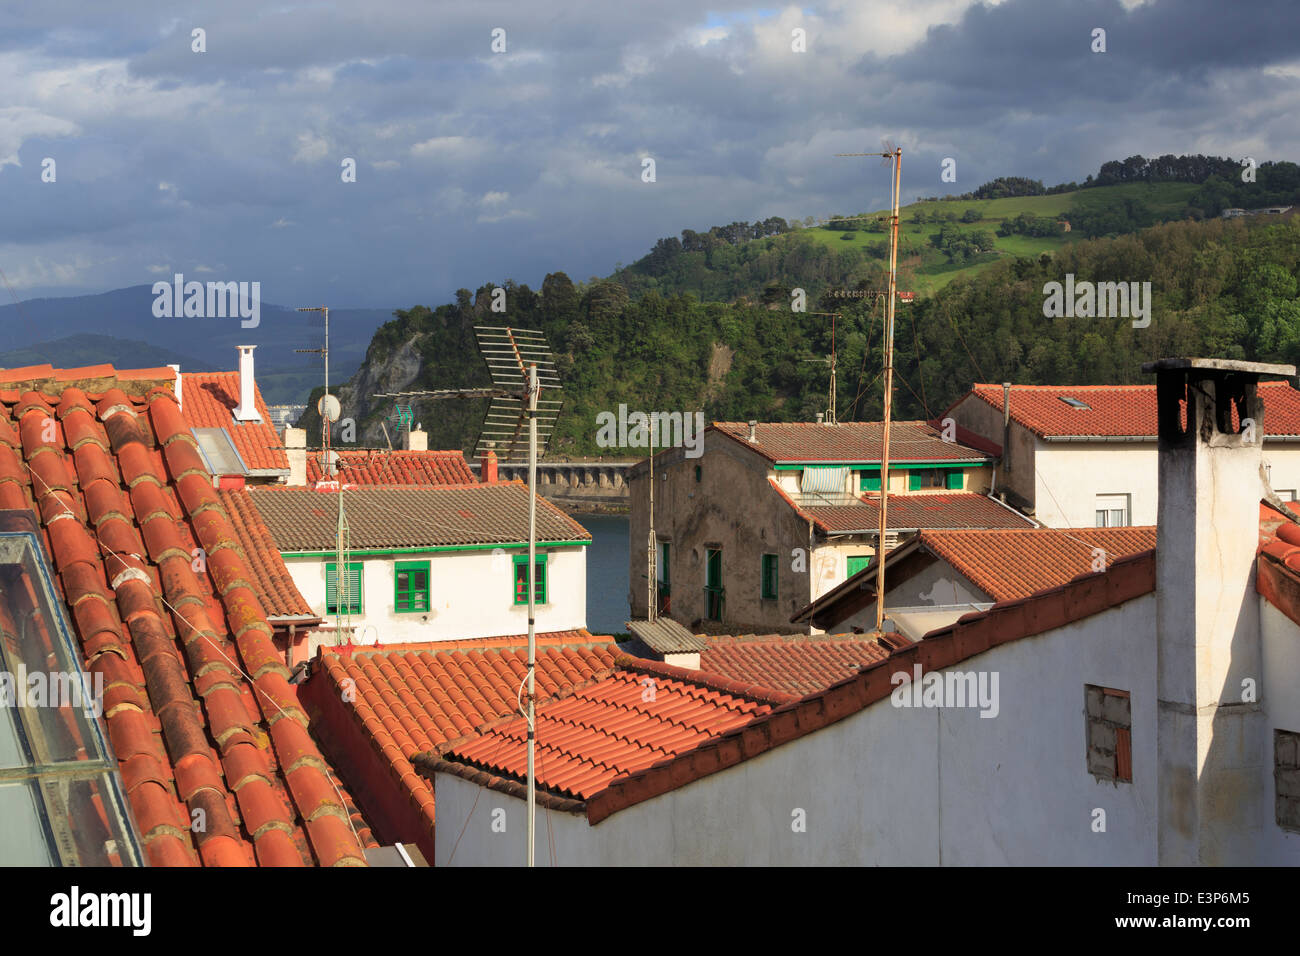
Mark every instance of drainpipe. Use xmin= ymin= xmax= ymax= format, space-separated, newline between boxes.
xmin=1002 ymin=382 xmax=1012 ymax=474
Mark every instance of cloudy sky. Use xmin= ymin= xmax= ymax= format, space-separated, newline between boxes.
xmin=0 ymin=0 xmax=1297 ymax=308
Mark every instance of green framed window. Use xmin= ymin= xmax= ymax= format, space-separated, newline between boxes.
xmin=946 ymin=469 xmax=964 ymax=490
xmin=705 ymin=547 xmax=724 ymax=620
xmin=761 ymin=553 xmax=778 ymax=600
xmin=695 ymin=465 xmax=702 ymax=483
xmin=908 ymin=468 xmax=952 ymax=490
xmin=659 ymin=541 xmax=670 ymax=595
xmin=513 ymin=553 xmax=548 ymax=605
xmin=325 ymin=561 xmax=363 ymax=615
xmin=395 ymin=560 xmax=430 ymax=613
xmin=847 ymin=555 xmax=872 ymax=578
xmin=859 ymin=469 xmax=881 ymax=492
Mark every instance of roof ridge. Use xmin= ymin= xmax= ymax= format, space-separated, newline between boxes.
xmin=611 ymin=654 xmax=802 ymax=705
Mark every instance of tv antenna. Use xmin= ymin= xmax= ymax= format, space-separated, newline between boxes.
xmin=836 ymin=143 xmax=902 ymax=631
xmin=803 ymin=311 xmax=841 ymax=425
xmin=374 ymin=325 xmax=562 ymax=867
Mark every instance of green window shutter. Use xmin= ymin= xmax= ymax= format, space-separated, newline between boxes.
xmin=908 ymin=471 xmax=923 ymax=491
xmin=395 ymin=561 xmax=430 ymax=613
xmin=512 ymin=553 xmax=548 ymax=605
xmin=860 ymin=470 xmax=881 ymax=492
xmin=847 ymin=555 xmax=872 ymax=578
xmin=326 ymin=562 xmax=362 ymax=614
xmin=761 ymin=554 xmax=778 ymax=599
xmin=946 ymin=469 xmax=963 ymax=490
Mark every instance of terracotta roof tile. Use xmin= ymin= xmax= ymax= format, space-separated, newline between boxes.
xmin=918 ymin=526 xmax=1158 ymax=602
xmin=180 ymin=371 xmax=289 ymax=472
xmin=0 ymin=373 xmax=368 ymax=866
xmin=771 ymin=480 xmax=1035 ymax=532
xmin=434 ymin=657 xmax=788 ymax=802
xmin=247 ymin=482 xmax=591 ymax=551
xmin=217 ymin=487 xmax=316 ymax=621
xmin=699 ymin=633 xmax=895 ymax=696
xmin=713 ymin=420 xmax=995 ymax=463
xmin=299 ymin=633 xmax=617 ymax=863
xmin=960 ymin=381 xmax=1300 ymax=439
xmin=306 ymin=449 xmax=476 ymax=486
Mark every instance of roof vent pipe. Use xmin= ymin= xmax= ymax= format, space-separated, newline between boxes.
xmin=748 ymin=420 xmax=757 ymax=442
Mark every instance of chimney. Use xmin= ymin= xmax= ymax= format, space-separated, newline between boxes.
xmin=168 ymin=363 xmax=183 ymax=410
xmin=1146 ymin=358 xmax=1294 ymax=865
xmin=747 ymin=420 xmax=757 ymax=442
xmin=404 ymin=426 xmax=428 ymax=451
xmin=479 ymin=446 xmax=498 ymax=484
xmin=233 ymin=346 xmax=261 ymax=422
xmin=1002 ymin=382 xmax=1011 ymax=473
xmin=282 ymin=426 xmax=307 ymax=486
xmin=815 ymin=412 xmax=824 ymax=425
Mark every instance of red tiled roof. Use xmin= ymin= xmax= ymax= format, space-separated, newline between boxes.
xmin=300 ymin=633 xmax=617 ymax=862
xmin=713 ymin=420 xmax=995 ymax=463
xmin=217 ymin=487 xmax=316 ymax=621
xmin=248 ymin=482 xmax=591 ymax=551
xmin=426 ymin=551 xmax=1157 ymax=826
xmin=699 ymin=633 xmax=895 ymax=696
xmin=918 ymin=526 xmax=1158 ymax=602
xmin=959 ymin=382 xmax=1300 ymax=439
xmin=305 ymin=449 xmax=477 ymax=486
xmin=1257 ymin=501 xmax=1300 ymax=627
xmin=0 ymin=373 xmax=367 ymax=866
xmin=180 ymin=371 xmax=289 ymax=472
xmin=428 ymin=656 xmax=794 ymax=813
xmin=770 ymin=480 xmax=1035 ymax=532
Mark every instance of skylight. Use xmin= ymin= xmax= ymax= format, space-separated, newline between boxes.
xmin=0 ymin=510 xmax=144 ymax=867
xmin=1059 ymin=397 xmax=1092 ymax=410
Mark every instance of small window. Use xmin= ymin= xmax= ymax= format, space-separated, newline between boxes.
xmin=694 ymin=465 xmax=702 ymax=483
xmin=325 ymin=562 xmax=363 ymax=615
xmin=1085 ymin=685 xmax=1131 ymax=783
xmin=1276 ymin=729 xmax=1300 ymax=833
xmin=908 ymin=468 xmax=947 ymax=491
xmin=512 ymin=553 xmax=547 ymax=605
xmin=395 ymin=561 xmax=430 ymax=613
xmin=859 ymin=469 xmax=881 ymax=492
xmin=1059 ymin=396 xmax=1091 ymax=409
xmin=1095 ymin=494 xmax=1130 ymax=527
xmin=761 ymin=553 xmax=778 ymax=600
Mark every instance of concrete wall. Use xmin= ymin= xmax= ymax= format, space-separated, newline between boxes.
xmin=285 ymin=546 xmax=586 ymax=650
xmin=438 ymin=594 xmax=1217 ymax=866
xmin=1034 ymin=442 xmax=1158 ymax=528
xmin=949 ymin=394 xmax=1037 ymax=507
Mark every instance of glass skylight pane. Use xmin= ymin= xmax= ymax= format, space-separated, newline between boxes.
xmin=0 ymin=781 xmax=56 ymax=867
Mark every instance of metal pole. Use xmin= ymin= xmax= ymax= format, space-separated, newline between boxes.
xmin=875 ymin=148 xmax=901 ymax=631
xmin=526 ymin=363 xmax=538 ymax=867
xmin=647 ymin=427 xmax=656 ymax=621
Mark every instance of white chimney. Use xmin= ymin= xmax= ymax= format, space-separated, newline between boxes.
xmin=405 ymin=427 xmax=428 ymax=451
xmin=1147 ymin=358 xmax=1293 ymax=864
xmin=233 ymin=345 xmax=261 ymax=422
xmin=747 ymin=420 xmax=757 ymax=442
xmin=168 ymin=363 xmax=182 ymax=410
xmin=282 ymin=426 xmax=307 ymax=486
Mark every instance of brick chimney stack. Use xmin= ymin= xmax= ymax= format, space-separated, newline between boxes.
xmin=480 ymin=447 xmax=498 ymax=484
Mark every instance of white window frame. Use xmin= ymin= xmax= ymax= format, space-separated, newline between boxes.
xmin=1095 ymin=493 xmax=1131 ymax=528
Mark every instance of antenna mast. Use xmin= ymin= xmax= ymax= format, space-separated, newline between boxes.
xmin=835 ymin=145 xmax=902 ymax=630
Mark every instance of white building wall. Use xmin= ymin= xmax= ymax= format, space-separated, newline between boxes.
xmin=1030 ymin=442 xmax=1300 ymax=529
xmin=438 ymin=594 xmax=1256 ymax=866
xmin=1257 ymin=599 xmax=1300 ymax=863
xmin=285 ymin=546 xmax=586 ymax=650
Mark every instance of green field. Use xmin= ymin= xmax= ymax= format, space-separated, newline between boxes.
xmin=796 ymin=182 xmax=1201 ymax=294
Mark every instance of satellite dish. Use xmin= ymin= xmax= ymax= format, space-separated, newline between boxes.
xmin=317 ymin=394 xmax=341 ymax=423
